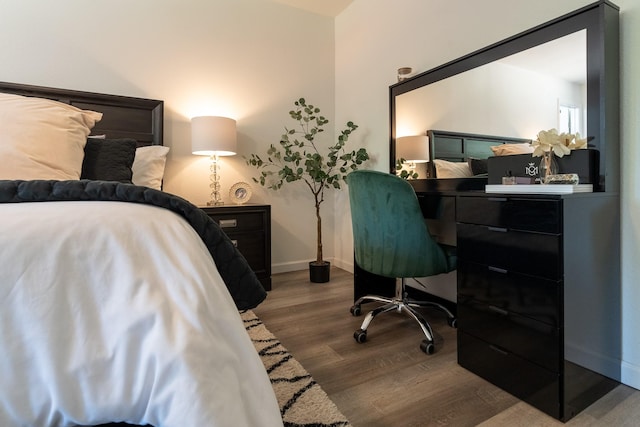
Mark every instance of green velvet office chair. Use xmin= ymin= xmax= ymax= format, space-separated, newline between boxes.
xmin=346 ymin=170 xmax=457 ymax=354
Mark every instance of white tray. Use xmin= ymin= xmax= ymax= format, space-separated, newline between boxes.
xmin=485 ymin=184 xmax=593 ymax=194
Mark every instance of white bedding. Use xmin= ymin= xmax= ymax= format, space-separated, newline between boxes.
xmin=0 ymin=201 xmax=282 ymax=427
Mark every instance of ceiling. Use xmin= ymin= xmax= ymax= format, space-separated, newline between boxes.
xmin=268 ymin=0 xmax=353 ymax=17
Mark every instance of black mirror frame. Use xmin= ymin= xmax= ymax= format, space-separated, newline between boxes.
xmin=389 ymin=0 xmax=619 ymax=192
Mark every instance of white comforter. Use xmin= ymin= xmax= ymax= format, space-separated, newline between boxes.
xmin=0 ymin=201 xmax=282 ymax=427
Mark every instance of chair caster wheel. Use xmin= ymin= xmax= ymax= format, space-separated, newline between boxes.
xmin=354 ymin=329 xmax=367 ymax=343
xmin=448 ymin=317 xmax=457 ymax=328
xmin=420 ymin=340 xmax=435 ymax=354
xmin=350 ymin=305 xmax=362 ymax=316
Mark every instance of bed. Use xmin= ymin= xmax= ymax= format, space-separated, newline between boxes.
xmin=407 ymin=129 xmax=532 ymax=193
xmin=427 ymin=129 xmax=532 ymax=179
xmin=0 ymin=82 xmax=283 ymax=427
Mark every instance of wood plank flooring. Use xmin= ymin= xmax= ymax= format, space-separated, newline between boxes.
xmin=253 ymin=267 xmax=640 ymax=427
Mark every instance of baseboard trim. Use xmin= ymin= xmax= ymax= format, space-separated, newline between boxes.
xmin=272 ymin=257 xmax=354 ymax=275
xmin=622 ymin=360 xmax=640 ymax=390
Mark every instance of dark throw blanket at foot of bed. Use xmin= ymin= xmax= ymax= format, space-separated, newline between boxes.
xmin=241 ymin=310 xmax=351 ymax=427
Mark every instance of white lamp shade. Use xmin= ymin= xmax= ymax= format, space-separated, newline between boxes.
xmin=191 ymin=116 xmax=237 ymax=156
xmin=396 ymin=135 xmax=429 ymax=163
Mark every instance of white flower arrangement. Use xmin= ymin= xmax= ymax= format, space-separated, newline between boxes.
xmin=531 ymin=128 xmax=588 ymax=158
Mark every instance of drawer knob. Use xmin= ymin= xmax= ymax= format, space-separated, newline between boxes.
xmin=488 ymin=305 xmax=509 ymax=316
xmin=488 ymin=266 xmax=508 ymax=274
xmin=489 ymin=344 xmax=509 ymax=356
xmin=230 ymin=239 xmax=238 ymax=247
xmin=487 ymin=226 xmax=508 ymax=233
xmin=219 ymin=219 xmax=237 ymax=228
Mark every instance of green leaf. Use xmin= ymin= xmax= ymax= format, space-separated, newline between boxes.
xmin=244 ymin=97 xmax=370 ymax=259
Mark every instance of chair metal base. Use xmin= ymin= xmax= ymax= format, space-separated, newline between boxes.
xmin=350 ymin=278 xmax=456 ymax=354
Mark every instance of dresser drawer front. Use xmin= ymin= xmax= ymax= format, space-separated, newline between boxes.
xmin=457 ymin=197 xmax=561 ymax=233
xmin=457 ymin=223 xmax=562 ymax=279
xmin=209 ymin=212 xmax=265 ymax=231
xmin=458 ymin=332 xmax=560 ymax=419
xmin=458 ymin=260 xmax=560 ymax=326
xmin=458 ymin=300 xmax=560 ymax=371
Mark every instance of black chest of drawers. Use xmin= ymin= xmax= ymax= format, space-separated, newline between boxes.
xmin=456 ymin=192 xmax=620 ymax=421
xmin=201 ymin=204 xmax=271 ymax=291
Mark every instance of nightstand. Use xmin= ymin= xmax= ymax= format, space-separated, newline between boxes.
xmin=200 ymin=204 xmax=272 ymax=291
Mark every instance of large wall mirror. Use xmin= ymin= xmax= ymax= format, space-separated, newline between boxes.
xmin=390 ymin=0 xmax=619 ymax=192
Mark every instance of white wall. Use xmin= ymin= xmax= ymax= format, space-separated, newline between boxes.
xmin=619 ymin=0 xmax=640 ymax=390
xmin=396 ymin=61 xmax=585 ymax=140
xmin=335 ymin=0 xmax=640 ymax=390
xmin=0 ymin=0 xmax=336 ymax=272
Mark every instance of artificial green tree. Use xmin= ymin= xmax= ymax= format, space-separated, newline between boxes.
xmin=247 ymin=98 xmax=369 ymax=271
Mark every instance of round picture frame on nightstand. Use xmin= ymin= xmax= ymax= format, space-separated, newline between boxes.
xmin=229 ymin=182 xmax=252 ymax=205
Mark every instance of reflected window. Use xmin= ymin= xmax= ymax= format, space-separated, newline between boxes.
xmin=559 ymin=104 xmax=581 ymax=134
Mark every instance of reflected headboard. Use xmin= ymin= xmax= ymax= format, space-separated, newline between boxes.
xmin=0 ymin=81 xmax=163 ymax=147
xmin=427 ymin=129 xmax=530 ymax=179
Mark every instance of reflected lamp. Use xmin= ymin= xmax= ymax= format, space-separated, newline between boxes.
xmin=191 ymin=116 xmax=237 ymax=206
xmin=396 ymin=135 xmax=429 ymax=172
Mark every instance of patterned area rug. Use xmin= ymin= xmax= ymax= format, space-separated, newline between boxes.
xmin=241 ymin=310 xmax=351 ymax=427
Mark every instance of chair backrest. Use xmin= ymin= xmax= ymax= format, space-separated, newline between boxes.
xmin=346 ymin=170 xmax=453 ymax=279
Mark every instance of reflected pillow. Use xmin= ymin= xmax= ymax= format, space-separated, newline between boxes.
xmin=433 ymin=159 xmax=473 ymax=178
xmin=0 ymin=92 xmax=102 ymax=180
xmin=132 ymin=145 xmax=170 ymax=190
xmin=81 ymin=138 xmax=137 ymax=183
xmin=490 ymin=143 xmax=533 ymax=156
xmin=467 ymin=158 xmax=489 ymax=175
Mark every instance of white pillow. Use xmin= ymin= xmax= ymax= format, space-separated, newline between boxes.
xmin=132 ymin=145 xmax=170 ymax=190
xmin=433 ymin=159 xmax=473 ymax=178
xmin=0 ymin=93 xmax=102 ymax=180
xmin=490 ymin=143 xmax=533 ymax=156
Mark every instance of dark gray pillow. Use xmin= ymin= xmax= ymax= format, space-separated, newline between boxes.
xmin=81 ymin=138 xmax=137 ymax=183
xmin=467 ymin=157 xmax=489 ymax=176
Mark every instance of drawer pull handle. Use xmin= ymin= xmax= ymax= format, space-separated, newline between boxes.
xmin=488 ymin=266 xmax=508 ymax=274
xmin=488 ymin=197 xmax=507 ymax=202
xmin=219 ymin=219 xmax=237 ymax=228
xmin=488 ymin=305 xmax=509 ymax=316
xmin=487 ymin=226 xmax=507 ymax=233
xmin=230 ymin=239 xmax=238 ymax=247
xmin=489 ymin=344 xmax=509 ymax=356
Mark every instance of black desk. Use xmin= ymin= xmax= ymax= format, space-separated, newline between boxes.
xmin=352 ymin=180 xmax=621 ymax=422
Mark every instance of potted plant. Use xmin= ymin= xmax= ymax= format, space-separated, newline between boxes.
xmin=246 ymin=98 xmax=369 ymax=283
xmin=395 ymin=158 xmax=419 ymax=180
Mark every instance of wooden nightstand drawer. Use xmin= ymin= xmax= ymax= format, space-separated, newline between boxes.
xmin=200 ymin=204 xmax=271 ymax=291
xmin=209 ymin=212 xmax=265 ymax=231
xmin=228 ymin=233 xmax=267 ymax=272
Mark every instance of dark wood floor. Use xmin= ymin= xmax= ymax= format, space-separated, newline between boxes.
xmin=254 ymin=267 xmax=640 ymax=427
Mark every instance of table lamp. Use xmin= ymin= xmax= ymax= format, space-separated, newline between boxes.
xmin=396 ymin=135 xmax=429 ymax=176
xmin=191 ymin=116 xmax=237 ymax=206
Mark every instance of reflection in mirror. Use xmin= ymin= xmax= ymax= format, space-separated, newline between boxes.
xmin=396 ymin=135 xmax=429 ymax=179
xmin=395 ymin=30 xmax=587 ymax=168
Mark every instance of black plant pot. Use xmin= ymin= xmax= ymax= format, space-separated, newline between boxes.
xmin=309 ymin=261 xmax=330 ymax=283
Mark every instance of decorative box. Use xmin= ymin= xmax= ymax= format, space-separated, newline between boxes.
xmin=487 ymin=149 xmax=600 ymax=187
